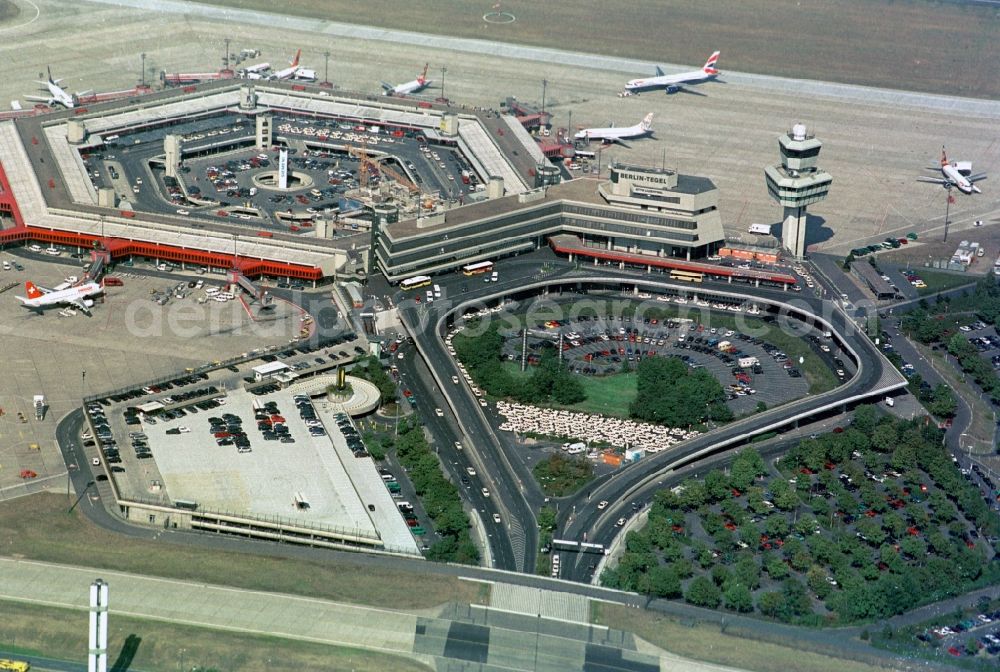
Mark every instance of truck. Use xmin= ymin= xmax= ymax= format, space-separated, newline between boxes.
xmin=33 ymin=394 xmax=45 ymax=421
xmin=748 ymin=223 xmax=772 ymax=235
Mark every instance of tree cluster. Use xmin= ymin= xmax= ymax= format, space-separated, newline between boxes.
xmin=351 ymin=356 xmax=398 ymax=405
xmin=629 ymin=356 xmax=729 ymax=428
xmin=601 ymin=410 xmax=1000 ymax=624
xmin=453 ymin=322 xmax=585 ymax=406
xmin=394 ymin=419 xmax=479 ymax=564
xmin=532 ymin=453 xmax=594 ymax=497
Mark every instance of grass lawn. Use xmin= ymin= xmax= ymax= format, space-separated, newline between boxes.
xmin=914 ymin=269 xmax=978 ymax=297
xmin=594 ymin=603 xmax=887 ymax=672
xmin=197 ymin=0 xmax=1000 ymax=99
xmin=0 ymin=493 xmax=484 ymax=611
xmin=503 ymin=361 xmax=638 ymax=418
xmin=0 ymin=599 xmax=431 ymax=672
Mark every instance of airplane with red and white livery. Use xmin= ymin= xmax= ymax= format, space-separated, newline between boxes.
xmin=269 ymin=50 xmax=315 ymax=81
xmin=381 ymin=64 xmax=432 ymax=96
xmin=917 ymin=146 xmax=987 ymax=195
xmin=623 ymin=51 xmax=721 ymax=95
xmin=15 ymin=280 xmax=103 ymax=315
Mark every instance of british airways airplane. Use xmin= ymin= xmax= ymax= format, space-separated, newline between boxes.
xmin=623 ymin=51 xmax=721 ymax=95
xmin=917 ymin=147 xmax=987 ymax=195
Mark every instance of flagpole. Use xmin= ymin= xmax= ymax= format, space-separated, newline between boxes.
xmin=944 ymin=187 xmax=953 ymax=243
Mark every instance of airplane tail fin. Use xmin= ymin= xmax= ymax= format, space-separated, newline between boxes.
xmin=290 ymin=49 xmax=301 ymax=67
xmin=940 ymin=145 xmax=949 ymax=167
xmin=703 ymin=50 xmax=721 ymax=75
xmin=47 ymin=65 xmax=54 ymax=84
xmin=641 ymin=113 xmax=654 ymax=131
xmin=418 ymin=63 xmax=429 ymax=83
xmin=25 ymin=281 xmax=43 ymax=299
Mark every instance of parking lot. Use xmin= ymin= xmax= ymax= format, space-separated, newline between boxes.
xmin=81 ymin=111 xmax=482 ymax=236
xmin=94 ymin=385 xmax=419 ymax=553
xmin=499 ymin=311 xmax=819 ymax=417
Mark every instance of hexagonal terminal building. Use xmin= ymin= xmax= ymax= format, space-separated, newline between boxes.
xmin=764 ymin=123 xmax=832 ymax=259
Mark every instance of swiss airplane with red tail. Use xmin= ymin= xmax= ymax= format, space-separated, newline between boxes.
xmin=15 ymin=280 xmax=103 ymax=315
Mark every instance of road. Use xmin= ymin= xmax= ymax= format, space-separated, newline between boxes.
xmin=395 ymin=254 xmax=907 ymax=579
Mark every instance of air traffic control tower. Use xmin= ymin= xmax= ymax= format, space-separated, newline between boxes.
xmin=764 ymin=123 xmax=832 ymax=258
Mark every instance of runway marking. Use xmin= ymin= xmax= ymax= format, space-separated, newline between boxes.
xmin=0 ymin=0 xmax=40 ymax=33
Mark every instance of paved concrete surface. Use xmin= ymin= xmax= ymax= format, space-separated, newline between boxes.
xmin=490 ymin=583 xmax=589 ymax=624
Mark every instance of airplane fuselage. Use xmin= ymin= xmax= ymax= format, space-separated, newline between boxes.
xmin=943 ymin=164 xmax=978 ymax=194
xmin=625 ymin=70 xmax=716 ymax=93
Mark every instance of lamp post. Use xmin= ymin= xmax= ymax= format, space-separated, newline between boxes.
xmin=323 ymin=51 xmax=330 ymax=86
xmin=223 ymin=38 xmax=231 ymax=70
xmin=440 ymin=66 xmax=447 ymax=101
xmin=140 ymin=53 xmax=146 ymax=88
xmin=541 ymin=78 xmax=548 ymax=113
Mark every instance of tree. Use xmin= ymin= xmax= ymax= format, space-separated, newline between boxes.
xmin=807 ymin=565 xmax=833 ymax=600
xmin=724 ymin=582 xmax=754 ymax=612
xmin=853 ymin=405 xmax=879 ymax=436
xmin=704 ymin=469 xmax=731 ymax=502
xmin=928 ymin=384 xmax=957 ymax=418
xmin=730 ymin=448 xmax=765 ymax=491
xmin=870 ymin=424 xmax=898 ymax=453
xmin=685 ymin=576 xmax=722 ymax=608
xmin=733 ymin=555 xmax=762 ymax=590
xmin=765 ymin=553 xmax=789 ymax=580
xmin=758 ymin=591 xmax=786 ymax=618
xmin=537 ymin=505 xmax=557 ymax=532
xmin=645 ymin=565 xmax=682 ymax=598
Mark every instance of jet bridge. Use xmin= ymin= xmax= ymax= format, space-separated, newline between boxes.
xmin=85 ymin=247 xmax=111 ymax=281
xmin=227 ymin=268 xmax=273 ymax=307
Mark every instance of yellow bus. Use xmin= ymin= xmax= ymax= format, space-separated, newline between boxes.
xmin=669 ymin=270 xmax=704 ymax=283
xmin=400 ymin=275 xmax=432 ymax=290
xmin=0 ymin=660 xmax=31 ymax=672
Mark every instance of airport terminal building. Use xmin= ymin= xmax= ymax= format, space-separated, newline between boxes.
xmin=375 ymin=162 xmax=725 ymax=282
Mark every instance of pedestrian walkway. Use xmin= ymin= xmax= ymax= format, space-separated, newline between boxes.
xmin=489 ymin=582 xmax=589 ymax=623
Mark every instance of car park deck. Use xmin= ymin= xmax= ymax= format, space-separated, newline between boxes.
xmin=110 ymin=386 xmax=419 ymax=554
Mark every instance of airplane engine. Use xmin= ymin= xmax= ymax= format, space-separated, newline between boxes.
xmin=955 ymin=160 xmax=973 ymax=176
xmin=665 ymin=85 xmax=679 ymax=94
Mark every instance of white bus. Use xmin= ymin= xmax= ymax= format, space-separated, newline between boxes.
xmin=400 ymin=275 xmax=432 ymax=290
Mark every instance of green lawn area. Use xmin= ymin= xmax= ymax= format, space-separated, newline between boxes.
xmin=502 ymin=362 xmax=639 ymax=418
xmin=0 ymin=493 xmax=484 ymax=611
xmin=0 ymin=599 xmax=431 ymax=672
xmin=913 ymin=269 xmax=978 ymax=297
xmin=594 ymin=603 xmax=888 ymax=672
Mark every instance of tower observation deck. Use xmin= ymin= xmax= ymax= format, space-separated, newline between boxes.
xmin=764 ymin=123 xmax=832 ymax=258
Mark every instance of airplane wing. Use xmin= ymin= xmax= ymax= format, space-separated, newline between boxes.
xmin=380 ymin=81 xmax=395 ymax=92
xmin=67 ymin=298 xmax=92 ymax=315
xmin=674 ymin=86 xmax=708 ymax=97
xmin=969 ymin=173 xmax=988 ymax=183
xmin=23 ymin=95 xmax=52 ymax=104
xmin=916 ymin=176 xmax=949 ymax=185
xmin=606 ymin=138 xmax=631 ymax=149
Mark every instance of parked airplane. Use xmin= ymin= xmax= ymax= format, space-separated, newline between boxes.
xmin=381 ymin=64 xmax=431 ymax=96
xmin=623 ymin=51 xmax=721 ymax=95
xmin=270 ymin=50 xmax=303 ymax=80
xmin=574 ymin=113 xmax=654 ymax=147
xmin=23 ymin=67 xmax=85 ymax=108
xmin=240 ymin=62 xmax=271 ymax=80
xmin=15 ymin=280 xmax=103 ymax=315
xmin=917 ymin=147 xmax=987 ymax=194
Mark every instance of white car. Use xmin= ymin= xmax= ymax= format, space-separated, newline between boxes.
xmin=466 ymin=466 xmax=476 ymax=476
xmin=597 ymin=500 xmax=609 ymax=510
xmin=454 ymin=441 xmax=463 ymax=451
xmin=451 ymin=376 xmax=459 ymax=384
xmin=177 ymin=426 xmax=191 ymax=433
xmin=493 ymin=513 xmax=501 ymax=524
xmin=91 ymin=457 xmax=101 ymax=466
xmin=481 ymin=487 xmax=490 ymax=498
xmin=434 ymin=408 xmax=444 ymax=417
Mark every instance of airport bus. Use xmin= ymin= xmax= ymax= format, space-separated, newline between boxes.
xmin=461 ymin=260 xmax=494 ymax=276
xmin=669 ymin=270 xmax=704 ymax=283
xmin=400 ymin=275 xmax=432 ymax=290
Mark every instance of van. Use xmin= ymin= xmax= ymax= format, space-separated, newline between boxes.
xmin=381 ymin=473 xmax=394 ymax=482
xmin=205 ymin=287 xmax=220 ymax=296
xmin=884 ymin=396 xmax=895 ymax=407
xmin=1 ymin=261 xmax=10 ymax=270
xmin=433 ymin=284 xmax=441 ymax=298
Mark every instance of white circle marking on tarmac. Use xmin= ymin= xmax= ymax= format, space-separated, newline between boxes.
xmin=0 ymin=0 xmax=41 ymax=33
